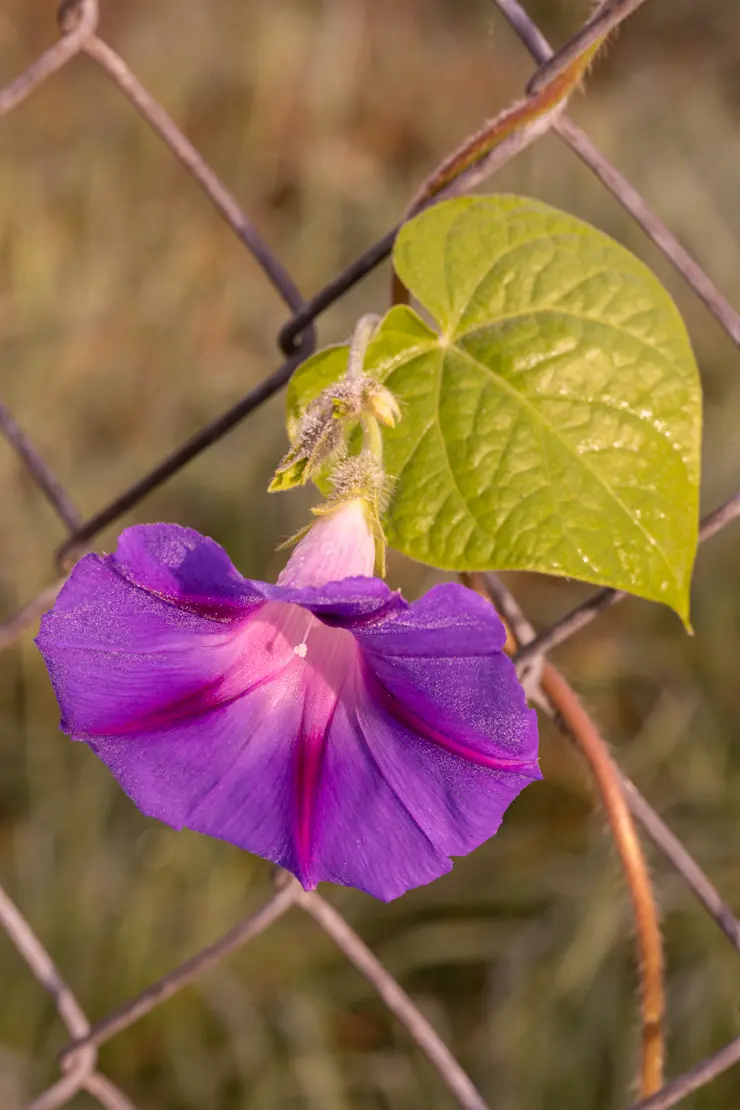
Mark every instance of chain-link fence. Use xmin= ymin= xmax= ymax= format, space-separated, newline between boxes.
xmin=2 ymin=2 xmax=740 ymax=1108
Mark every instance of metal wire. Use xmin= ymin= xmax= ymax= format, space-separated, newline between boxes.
xmin=1 ymin=1 xmax=740 ymax=1107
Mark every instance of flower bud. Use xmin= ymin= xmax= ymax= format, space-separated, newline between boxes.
xmin=365 ymin=384 xmax=401 ymax=428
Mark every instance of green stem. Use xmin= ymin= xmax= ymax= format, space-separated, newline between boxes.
xmin=346 ymin=314 xmax=380 ymax=381
xmin=361 ymin=414 xmax=384 ymax=468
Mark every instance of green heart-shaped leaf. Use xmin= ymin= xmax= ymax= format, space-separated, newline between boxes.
xmin=288 ymin=196 xmax=702 ymax=622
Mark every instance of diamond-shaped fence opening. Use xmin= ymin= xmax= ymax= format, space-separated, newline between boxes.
xmin=2 ymin=2 xmax=740 ymax=1108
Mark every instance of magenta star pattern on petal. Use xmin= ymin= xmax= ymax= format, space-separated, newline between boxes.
xmin=36 ymin=506 xmax=540 ymax=901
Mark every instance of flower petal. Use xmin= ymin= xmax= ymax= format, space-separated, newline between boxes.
xmin=307 ymin=682 xmax=455 ymax=900
xmin=277 ymin=499 xmax=375 ymax=587
xmin=112 ymin=523 xmax=264 ymax=618
xmin=352 ymin=583 xmax=539 ymax=769
xmin=89 ymin=668 xmax=306 ymax=875
xmin=37 ymin=526 xmax=539 ymax=902
xmin=305 ymin=667 xmax=539 ymax=901
xmin=295 ymin=583 xmax=539 ymax=899
xmin=37 ymin=554 xmax=260 ymax=738
xmin=186 ymin=619 xmax=358 ymax=887
xmin=269 ymin=576 xmax=406 ymax=625
xmin=36 ymin=524 xmax=403 ymax=740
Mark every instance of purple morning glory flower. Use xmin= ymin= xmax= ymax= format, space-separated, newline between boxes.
xmin=36 ymin=500 xmax=540 ymax=901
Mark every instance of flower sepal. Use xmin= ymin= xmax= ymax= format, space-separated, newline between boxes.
xmin=268 ymin=373 xmax=400 ymax=494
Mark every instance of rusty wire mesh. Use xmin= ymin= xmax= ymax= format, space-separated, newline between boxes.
xmin=2 ymin=2 xmax=740 ymax=1108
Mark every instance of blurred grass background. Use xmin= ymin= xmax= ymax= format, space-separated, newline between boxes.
xmin=1 ymin=1 xmax=740 ymax=1107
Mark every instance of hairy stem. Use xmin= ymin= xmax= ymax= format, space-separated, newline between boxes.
xmin=540 ymin=663 xmax=665 ymax=1097
xmin=465 ymin=573 xmax=665 ymax=1098
xmin=346 ymin=313 xmax=380 ymax=381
